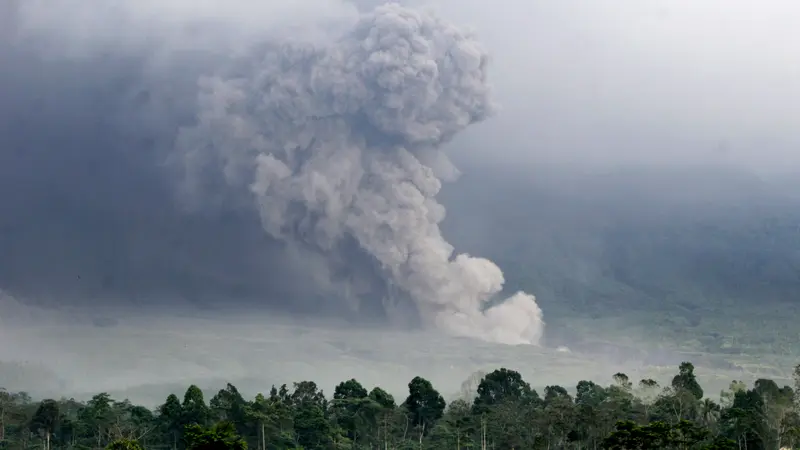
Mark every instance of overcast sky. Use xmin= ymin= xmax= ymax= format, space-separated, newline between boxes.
xmin=8 ymin=0 xmax=800 ymax=173
xmin=421 ymin=0 xmax=800 ymax=171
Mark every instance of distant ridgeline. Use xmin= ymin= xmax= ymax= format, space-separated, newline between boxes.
xmin=1 ymin=361 xmax=799 ymax=449
xmin=440 ymin=164 xmax=800 ymax=318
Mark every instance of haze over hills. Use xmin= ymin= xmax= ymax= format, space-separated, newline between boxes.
xmin=441 ymin=161 xmax=800 ymax=358
xmin=3 ymin=161 xmax=799 ymax=404
xmin=442 ymin=161 xmax=800 ymax=314
xmin=4 ymin=156 xmax=798 ymax=325
xmin=2 ymin=0 xmax=800 ymax=405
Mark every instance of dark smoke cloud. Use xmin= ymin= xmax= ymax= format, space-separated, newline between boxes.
xmin=0 ymin=0 xmax=543 ymax=344
xmin=0 ymin=0 xmax=356 ymax=316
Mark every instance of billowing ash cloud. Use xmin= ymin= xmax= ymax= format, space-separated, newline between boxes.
xmin=173 ymin=4 xmax=544 ymax=345
xmin=1 ymin=1 xmax=543 ymax=345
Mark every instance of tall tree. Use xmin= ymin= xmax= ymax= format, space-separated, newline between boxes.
xmin=542 ymin=385 xmax=576 ymax=449
xmin=30 ymin=399 xmax=60 ymax=450
xmin=209 ymin=384 xmax=247 ymax=429
xmin=80 ymin=392 xmax=115 ymax=448
xmin=671 ymin=362 xmax=704 ymax=400
xmin=405 ymin=376 xmax=446 ymax=439
xmin=158 ymin=394 xmax=184 ymax=450
xmin=182 ymin=386 xmax=210 ymax=427
xmin=290 ymin=382 xmax=331 ymax=449
xmin=753 ymin=378 xmax=795 ymax=449
xmin=574 ymin=380 xmax=609 ymax=447
xmin=246 ymin=392 xmax=294 ymax=450
xmin=331 ymin=379 xmax=370 ymax=444
xmin=473 ymin=368 xmax=535 ymax=415
xmin=368 ymin=387 xmax=397 ymax=449
xmin=637 ymin=379 xmax=660 ymax=423
xmin=0 ymin=387 xmax=11 ymax=442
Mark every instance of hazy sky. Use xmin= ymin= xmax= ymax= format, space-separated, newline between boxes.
xmin=8 ymin=0 xmax=800 ymax=171
xmin=2 ymin=0 xmax=799 ymax=401
xmin=422 ymin=0 xmax=800 ymax=171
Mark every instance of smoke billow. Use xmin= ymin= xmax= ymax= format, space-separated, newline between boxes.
xmin=2 ymin=1 xmax=544 ymax=345
xmin=172 ymin=4 xmax=544 ymax=345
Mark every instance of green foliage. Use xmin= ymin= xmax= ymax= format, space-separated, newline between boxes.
xmin=672 ymin=362 xmax=704 ymax=400
xmin=404 ymin=376 xmax=445 ymax=433
xmin=182 ymin=386 xmax=210 ymax=427
xmin=106 ymin=439 xmax=144 ymax=450
xmin=1 ymin=361 xmax=800 ymax=449
xmin=29 ymin=399 xmax=60 ymax=436
xmin=602 ymin=419 xmax=737 ymax=450
xmin=473 ymin=368 xmax=535 ymax=414
xmin=184 ymin=422 xmax=246 ymax=450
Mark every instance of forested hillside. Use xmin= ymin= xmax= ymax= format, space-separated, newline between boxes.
xmin=2 ymin=362 xmax=799 ymax=450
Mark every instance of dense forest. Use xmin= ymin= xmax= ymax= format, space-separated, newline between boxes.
xmin=1 ymin=362 xmax=799 ymax=450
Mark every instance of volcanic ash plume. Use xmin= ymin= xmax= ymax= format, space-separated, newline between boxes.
xmin=174 ymin=3 xmax=544 ymax=345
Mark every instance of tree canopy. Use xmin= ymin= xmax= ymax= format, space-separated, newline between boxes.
xmin=1 ymin=361 xmax=799 ymax=450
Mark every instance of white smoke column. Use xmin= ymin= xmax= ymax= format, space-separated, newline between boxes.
xmin=176 ymin=3 xmax=544 ymax=345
